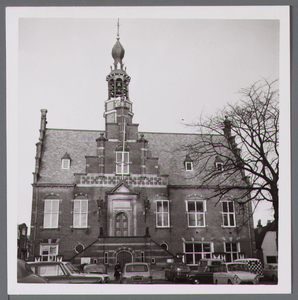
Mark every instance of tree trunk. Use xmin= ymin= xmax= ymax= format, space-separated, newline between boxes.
xmin=271 ymin=185 xmax=279 ymax=250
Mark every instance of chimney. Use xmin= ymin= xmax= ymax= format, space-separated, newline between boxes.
xmin=257 ymin=219 xmax=262 ymax=234
xmin=223 ymin=116 xmax=232 ymax=138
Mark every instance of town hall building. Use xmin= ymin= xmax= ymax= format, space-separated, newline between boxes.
xmin=29 ymin=28 xmax=256 ymax=271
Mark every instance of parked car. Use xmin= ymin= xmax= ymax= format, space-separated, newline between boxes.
xmin=82 ymin=264 xmax=110 ymax=283
xmin=213 ymin=263 xmax=260 ymax=284
xmin=234 ymin=258 xmax=263 ymax=277
xmin=165 ymin=262 xmax=191 ymax=282
xmin=28 ymin=261 xmax=104 ymax=283
xmin=263 ymin=264 xmax=278 ymax=282
xmin=17 ymin=259 xmax=48 ymax=283
xmin=197 ymin=258 xmax=223 ymax=272
xmin=120 ymin=262 xmax=152 ymax=284
xmin=189 ymin=265 xmax=220 ymax=284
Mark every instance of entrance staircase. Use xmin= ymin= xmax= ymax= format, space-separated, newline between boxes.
xmin=71 ymin=235 xmax=176 ymax=269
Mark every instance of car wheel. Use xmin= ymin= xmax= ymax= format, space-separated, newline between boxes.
xmin=228 ymin=280 xmax=232 ymax=284
xmin=272 ymin=275 xmax=277 ymax=282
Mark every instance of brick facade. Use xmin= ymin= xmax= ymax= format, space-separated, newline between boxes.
xmin=29 ymin=32 xmax=256 ymax=272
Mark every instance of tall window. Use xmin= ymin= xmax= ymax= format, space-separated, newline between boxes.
xmin=116 ymin=78 xmax=123 ymax=96
xmin=224 ymin=242 xmax=240 ymax=262
xmin=40 ymin=244 xmax=58 ymax=262
xmin=184 ymin=242 xmax=212 ymax=265
xmin=115 ymin=212 xmax=128 ymax=236
xmin=156 ymin=200 xmax=170 ymax=227
xmin=222 ymin=201 xmax=236 ymax=227
xmin=43 ymin=199 xmax=59 ymax=228
xmin=73 ymin=199 xmax=88 ymax=228
xmin=186 ymin=200 xmax=206 ymax=227
xmin=116 ymin=151 xmax=129 ymax=175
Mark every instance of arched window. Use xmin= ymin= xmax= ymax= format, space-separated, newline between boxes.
xmin=160 ymin=243 xmax=168 ymax=251
xmin=109 ymin=79 xmax=115 ymax=97
xmin=116 ymin=78 xmax=123 ymax=96
xmin=115 ymin=212 xmax=129 ymax=236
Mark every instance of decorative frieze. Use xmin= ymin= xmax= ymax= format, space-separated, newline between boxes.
xmin=76 ymin=173 xmax=168 ymax=187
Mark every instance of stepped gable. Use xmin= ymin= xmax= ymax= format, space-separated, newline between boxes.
xmin=38 ymin=127 xmax=243 ymax=187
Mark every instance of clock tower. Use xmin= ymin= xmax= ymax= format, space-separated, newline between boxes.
xmin=104 ymin=21 xmax=134 ymax=141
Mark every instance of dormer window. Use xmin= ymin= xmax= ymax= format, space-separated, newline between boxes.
xmin=184 ymin=155 xmax=193 ymax=171
xmin=61 ymin=152 xmax=71 ymax=169
xmin=185 ymin=162 xmax=193 ymax=171
xmin=215 ymin=162 xmax=223 ymax=171
xmin=214 ymin=156 xmax=224 ymax=171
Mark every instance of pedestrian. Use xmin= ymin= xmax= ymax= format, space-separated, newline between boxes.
xmin=114 ymin=261 xmax=122 ymax=281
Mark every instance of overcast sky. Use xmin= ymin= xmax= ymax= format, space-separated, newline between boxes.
xmin=17 ymin=17 xmax=279 ymax=231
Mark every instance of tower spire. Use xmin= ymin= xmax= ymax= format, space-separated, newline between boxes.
xmin=117 ymin=18 xmax=120 ymax=39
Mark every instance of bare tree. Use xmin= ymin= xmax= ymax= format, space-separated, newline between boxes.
xmin=185 ymin=79 xmax=279 ymax=233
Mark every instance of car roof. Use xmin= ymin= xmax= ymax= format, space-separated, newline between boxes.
xmin=235 ymin=258 xmax=260 ymax=261
xmin=124 ymin=262 xmax=149 ymax=266
xmin=28 ymin=261 xmax=66 ymax=264
xmin=200 ymin=258 xmax=222 ymax=261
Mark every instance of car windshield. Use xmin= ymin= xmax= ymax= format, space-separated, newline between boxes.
xmin=227 ymin=264 xmax=249 ymax=272
xmin=65 ymin=263 xmax=81 ymax=274
xmin=206 ymin=266 xmax=219 ymax=272
xmin=84 ymin=265 xmax=106 ymax=274
xmin=175 ymin=264 xmax=190 ymax=271
xmin=126 ymin=264 xmax=148 ymax=272
xmin=39 ymin=265 xmax=64 ymax=276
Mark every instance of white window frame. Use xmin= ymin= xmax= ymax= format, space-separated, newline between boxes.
xmin=40 ymin=244 xmax=59 ymax=262
xmin=215 ymin=162 xmax=223 ymax=171
xmin=43 ymin=199 xmax=59 ymax=228
xmin=185 ymin=161 xmax=193 ymax=171
xmin=222 ymin=201 xmax=236 ymax=227
xmin=73 ymin=199 xmax=88 ymax=228
xmin=224 ymin=242 xmax=240 ymax=262
xmin=61 ymin=159 xmax=70 ymax=169
xmin=186 ymin=200 xmax=207 ymax=227
xmin=116 ymin=151 xmax=130 ymax=175
xmin=156 ymin=200 xmax=170 ymax=228
xmin=183 ymin=242 xmax=213 ymax=266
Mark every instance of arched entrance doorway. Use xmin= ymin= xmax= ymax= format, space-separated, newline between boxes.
xmin=116 ymin=250 xmax=132 ymax=268
xmin=115 ymin=212 xmax=129 ymax=236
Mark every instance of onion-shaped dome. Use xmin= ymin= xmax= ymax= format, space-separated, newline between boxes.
xmin=112 ymin=39 xmax=125 ymax=67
